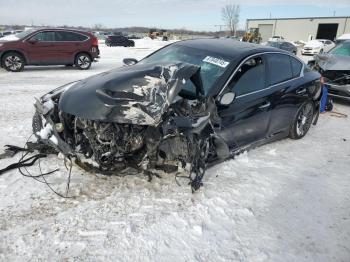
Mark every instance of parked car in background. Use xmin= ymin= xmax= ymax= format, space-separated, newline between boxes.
xmin=266 ymin=41 xmax=297 ymax=54
xmin=301 ymin=39 xmax=335 ymax=55
xmin=0 ymin=31 xmax=13 ymax=38
xmin=0 ymin=30 xmax=24 ymax=39
xmin=308 ymin=40 xmax=350 ymax=100
xmin=0 ymin=28 xmax=99 ymax=72
xmin=127 ymin=34 xmax=142 ymax=40
xmin=269 ymin=35 xmax=285 ymax=42
xmin=291 ymin=40 xmax=306 ymax=47
xmin=33 ymin=39 xmax=322 ymax=191
xmin=105 ymin=35 xmax=135 ymax=47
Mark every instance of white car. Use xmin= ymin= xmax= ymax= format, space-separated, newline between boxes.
xmin=301 ymin=39 xmax=335 ymax=55
xmin=268 ymin=35 xmax=285 ymax=42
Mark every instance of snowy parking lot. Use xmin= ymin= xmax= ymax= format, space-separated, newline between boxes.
xmin=0 ymin=39 xmax=350 ymax=261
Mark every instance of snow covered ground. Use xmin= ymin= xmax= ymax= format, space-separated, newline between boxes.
xmin=0 ymin=39 xmax=350 ymax=262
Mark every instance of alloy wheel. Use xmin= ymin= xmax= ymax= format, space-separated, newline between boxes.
xmin=4 ymin=55 xmax=23 ymax=71
xmin=77 ymin=55 xmax=91 ymax=69
xmin=296 ymin=103 xmax=313 ymax=136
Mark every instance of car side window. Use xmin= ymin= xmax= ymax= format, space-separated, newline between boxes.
xmin=55 ymin=31 xmax=88 ymax=41
xmin=229 ymin=56 xmax=266 ymax=96
xmin=267 ymin=54 xmax=292 ymax=85
xmin=290 ymin=57 xmax=303 ymax=78
xmin=31 ymin=31 xmax=55 ymax=41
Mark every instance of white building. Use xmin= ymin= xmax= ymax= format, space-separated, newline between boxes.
xmin=246 ymin=16 xmax=350 ymax=42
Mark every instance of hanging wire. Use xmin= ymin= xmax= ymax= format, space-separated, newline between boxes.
xmin=14 ymin=133 xmax=73 ymax=198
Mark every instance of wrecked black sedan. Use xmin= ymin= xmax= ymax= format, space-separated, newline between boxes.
xmin=32 ymin=39 xmax=322 ymax=191
xmin=308 ymin=40 xmax=350 ymax=100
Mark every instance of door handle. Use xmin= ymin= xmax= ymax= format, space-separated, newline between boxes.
xmin=296 ymin=88 xmax=307 ymax=95
xmin=259 ymin=101 xmax=271 ymax=109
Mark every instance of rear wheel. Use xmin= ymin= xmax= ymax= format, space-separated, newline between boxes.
xmin=2 ymin=52 xmax=25 ymax=72
xmin=75 ymin=53 xmax=91 ymax=70
xmin=289 ymin=102 xmax=314 ymax=139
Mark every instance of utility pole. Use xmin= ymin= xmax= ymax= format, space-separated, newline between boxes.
xmin=214 ymin=24 xmax=226 ymax=32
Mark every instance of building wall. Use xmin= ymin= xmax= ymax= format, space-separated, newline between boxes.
xmin=247 ymin=17 xmax=350 ymax=42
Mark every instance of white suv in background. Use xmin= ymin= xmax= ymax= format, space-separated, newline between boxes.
xmin=301 ymin=39 xmax=335 ymax=55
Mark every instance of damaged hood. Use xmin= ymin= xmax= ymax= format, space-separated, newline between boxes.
xmin=59 ymin=62 xmax=201 ymax=126
xmin=314 ymin=54 xmax=350 ymax=71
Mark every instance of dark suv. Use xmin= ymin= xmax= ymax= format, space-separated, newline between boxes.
xmin=105 ymin=35 xmax=135 ymax=47
xmin=0 ymin=28 xmax=100 ymax=72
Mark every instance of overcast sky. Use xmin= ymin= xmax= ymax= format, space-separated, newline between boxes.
xmin=0 ymin=0 xmax=349 ymax=31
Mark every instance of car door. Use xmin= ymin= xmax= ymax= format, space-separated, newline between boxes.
xmin=25 ymin=31 xmax=59 ymax=64
xmin=121 ymin=36 xmax=128 ymax=46
xmin=55 ymin=31 xmax=88 ymax=64
xmin=115 ymin=36 xmax=122 ymax=46
xmin=265 ymin=53 xmax=306 ymax=135
xmin=217 ymin=55 xmax=272 ymax=149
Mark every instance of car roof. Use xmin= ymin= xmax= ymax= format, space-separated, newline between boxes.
xmin=33 ymin=28 xmax=91 ymax=35
xmin=174 ymin=38 xmax=282 ymax=61
xmin=338 ymin=33 xmax=350 ymax=40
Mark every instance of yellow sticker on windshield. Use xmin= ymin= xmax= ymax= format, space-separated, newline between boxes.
xmin=203 ymin=56 xmax=229 ymax=68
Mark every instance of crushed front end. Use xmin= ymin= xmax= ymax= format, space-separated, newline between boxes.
xmin=32 ymin=63 xmax=229 ymax=191
xmin=310 ymin=54 xmax=350 ymax=100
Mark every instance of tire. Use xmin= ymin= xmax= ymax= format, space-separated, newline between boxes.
xmin=75 ymin=53 xmax=92 ymax=70
xmin=289 ymin=102 xmax=314 ymax=139
xmin=326 ymin=97 xmax=333 ymax=112
xmin=2 ymin=52 xmax=25 ymax=72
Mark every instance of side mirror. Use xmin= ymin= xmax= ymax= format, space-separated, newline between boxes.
xmin=219 ymin=92 xmax=236 ymax=105
xmin=28 ymin=39 xmax=38 ymax=44
xmin=123 ymin=58 xmax=138 ymax=66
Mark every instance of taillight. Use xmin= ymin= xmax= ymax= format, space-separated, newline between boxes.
xmin=92 ymin=36 xmax=98 ymax=46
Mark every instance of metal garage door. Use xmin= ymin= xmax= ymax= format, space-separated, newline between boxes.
xmin=316 ymin=23 xmax=339 ymax=40
xmin=258 ymin=24 xmax=273 ymax=43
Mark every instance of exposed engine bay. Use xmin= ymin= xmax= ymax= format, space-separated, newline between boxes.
xmin=32 ymin=62 xmax=229 ymax=191
xmin=309 ymin=54 xmax=350 ymax=98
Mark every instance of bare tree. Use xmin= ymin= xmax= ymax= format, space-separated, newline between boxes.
xmin=93 ymin=23 xmax=104 ymax=31
xmin=221 ymin=3 xmax=240 ymax=36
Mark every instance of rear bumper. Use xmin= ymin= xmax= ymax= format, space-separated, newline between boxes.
xmin=91 ymin=46 xmax=100 ymax=60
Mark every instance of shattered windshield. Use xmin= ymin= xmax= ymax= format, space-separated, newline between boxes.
xmin=140 ymin=44 xmax=232 ymax=95
xmin=329 ymin=42 xmax=350 ymax=56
